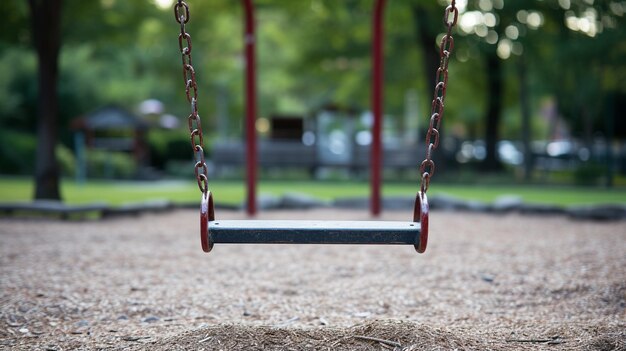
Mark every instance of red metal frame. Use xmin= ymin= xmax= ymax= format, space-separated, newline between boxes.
xmin=371 ymin=0 xmax=386 ymax=216
xmin=241 ymin=0 xmax=387 ymax=216
xmin=243 ymin=0 xmax=257 ymax=216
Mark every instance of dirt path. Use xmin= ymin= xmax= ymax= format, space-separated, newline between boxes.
xmin=1 ymin=209 xmax=624 ymax=350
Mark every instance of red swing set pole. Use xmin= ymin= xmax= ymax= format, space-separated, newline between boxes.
xmin=243 ymin=0 xmax=257 ymax=216
xmin=241 ymin=0 xmax=385 ymax=216
xmin=371 ymin=0 xmax=386 ymax=216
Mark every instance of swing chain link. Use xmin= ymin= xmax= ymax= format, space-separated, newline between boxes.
xmin=420 ymin=0 xmax=457 ymax=194
xmin=174 ymin=0 xmax=209 ymax=194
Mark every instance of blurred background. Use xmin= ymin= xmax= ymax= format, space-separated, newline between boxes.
xmin=0 ymin=0 xmax=625 ymax=208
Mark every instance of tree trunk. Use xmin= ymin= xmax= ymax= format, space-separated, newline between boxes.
xmin=28 ymin=0 xmax=63 ymax=200
xmin=411 ymin=5 xmax=439 ymax=96
xmin=605 ymin=92 xmax=614 ymax=188
xmin=411 ymin=4 xmax=449 ymax=174
xmin=483 ymin=50 xmax=503 ymax=172
xmin=518 ymin=56 xmax=532 ymax=181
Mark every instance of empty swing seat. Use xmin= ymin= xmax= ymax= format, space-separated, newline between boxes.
xmin=200 ymin=192 xmax=429 ymax=253
xmin=208 ymin=220 xmax=421 ymax=245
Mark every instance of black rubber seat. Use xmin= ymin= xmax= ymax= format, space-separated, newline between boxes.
xmin=209 ymin=220 xmax=421 ymax=245
xmin=200 ymin=192 xmax=429 ymax=254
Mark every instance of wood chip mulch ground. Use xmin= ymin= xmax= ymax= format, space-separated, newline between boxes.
xmin=1 ymin=209 xmax=624 ymax=350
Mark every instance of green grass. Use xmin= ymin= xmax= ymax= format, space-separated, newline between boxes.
xmin=1 ymin=177 xmax=625 ymax=207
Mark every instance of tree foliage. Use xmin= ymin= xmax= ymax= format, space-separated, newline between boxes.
xmin=0 ymin=0 xmax=624 ymax=179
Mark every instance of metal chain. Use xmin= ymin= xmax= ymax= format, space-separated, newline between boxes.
xmin=174 ymin=0 xmax=209 ymax=194
xmin=419 ymin=0 xmax=458 ymax=194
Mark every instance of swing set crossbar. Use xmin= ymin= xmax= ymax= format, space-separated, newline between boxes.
xmin=208 ymin=220 xmax=420 ymax=245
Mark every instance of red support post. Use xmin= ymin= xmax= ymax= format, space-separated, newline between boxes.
xmin=371 ymin=0 xmax=386 ymax=216
xmin=243 ymin=0 xmax=257 ymax=216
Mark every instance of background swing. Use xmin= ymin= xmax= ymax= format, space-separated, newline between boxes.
xmin=173 ymin=0 xmax=458 ymax=253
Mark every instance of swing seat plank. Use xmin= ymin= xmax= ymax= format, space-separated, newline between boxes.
xmin=208 ymin=220 xmax=421 ymax=245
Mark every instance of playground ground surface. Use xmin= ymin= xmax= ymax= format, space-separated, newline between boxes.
xmin=1 ymin=209 xmax=624 ymax=350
